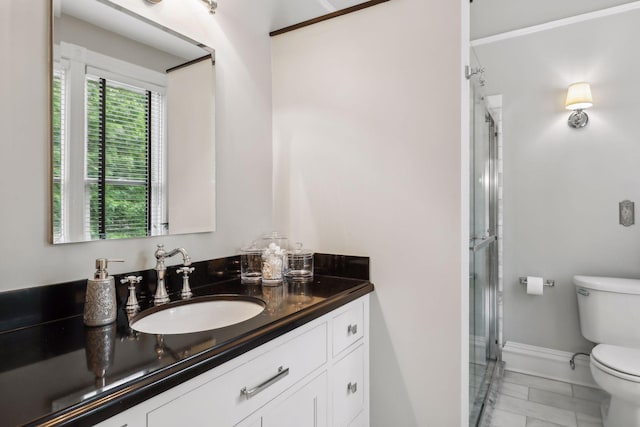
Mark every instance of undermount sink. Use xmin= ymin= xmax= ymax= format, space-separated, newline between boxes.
xmin=130 ymin=295 xmax=266 ymax=335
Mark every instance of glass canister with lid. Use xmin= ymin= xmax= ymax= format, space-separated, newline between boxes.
xmin=286 ymin=242 xmax=314 ymax=278
xmin=261 ymin=232 xmax=288 ymax=286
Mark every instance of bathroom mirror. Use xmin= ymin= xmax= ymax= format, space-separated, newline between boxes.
xmin=51 ymin=0 xmax=216 ymax=244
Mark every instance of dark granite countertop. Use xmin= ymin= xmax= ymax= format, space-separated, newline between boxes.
xmin=0 ymin=254 xmax=373 ymax=427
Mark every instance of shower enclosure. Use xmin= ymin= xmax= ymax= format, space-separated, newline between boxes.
xmin=468 ymin=81 xmax=500 ymax=426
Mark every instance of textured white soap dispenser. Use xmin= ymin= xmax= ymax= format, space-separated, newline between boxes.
xmin=83 ymin=258 xmax=124 ymax=326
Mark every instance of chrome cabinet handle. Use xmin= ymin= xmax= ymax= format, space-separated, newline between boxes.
xmin=347 ymin=381 xmax=358 ymax=394
xmin=577 ymin=288 xmax=590 ymax=297
xmin=347 ymin=324 xmax=358 ymax=335
xmin=240 ymin=366 xmax=289 ymax=399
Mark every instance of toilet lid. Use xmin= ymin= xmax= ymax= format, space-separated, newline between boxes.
xmin=592 ymin=344 xmax=640 ymax=377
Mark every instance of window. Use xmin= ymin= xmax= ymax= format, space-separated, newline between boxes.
xmin=52 ymin=43 xmax=166 ymax=243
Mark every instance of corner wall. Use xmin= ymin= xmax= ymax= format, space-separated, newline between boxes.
xmin=0 ymin=0 xmax=273 ymax=290
xmin=271 ymin=0 xmax=465 ymax=424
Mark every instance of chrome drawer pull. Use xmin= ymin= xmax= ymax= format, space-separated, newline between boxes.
xmin=577 ymin=288 xmax=590 ymax=297
xmin=347 ymin=381 xmax=358 ymax=394
xmin=240 ymin=366 xmax=289 ymax=399
xmin=347 ymin=324 xmax=358 ymax=335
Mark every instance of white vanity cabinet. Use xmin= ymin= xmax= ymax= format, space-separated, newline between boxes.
xmin=96 ymin=294 xmax=369 ymax=427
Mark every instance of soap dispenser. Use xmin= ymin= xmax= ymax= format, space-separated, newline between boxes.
xmin=84 ymin=258 xmax=124 ymax=326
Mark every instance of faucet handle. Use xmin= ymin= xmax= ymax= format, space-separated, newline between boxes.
xmin=121 ymin=276 xmax=142 ymax=314
xmin=176 ymin=266 xmax=195 ymax=276
xmin=176 ymin=266 xmax=195 ymax=299
xmin=121 ymin=275 xmax=142 ymax=285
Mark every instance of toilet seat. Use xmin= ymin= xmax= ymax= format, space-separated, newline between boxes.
xmin=591 ymin=344 xmax=640 ymax=382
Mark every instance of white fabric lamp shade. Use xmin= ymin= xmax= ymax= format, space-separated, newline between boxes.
xmin=565 ymin=82 xmax=593 ymax=110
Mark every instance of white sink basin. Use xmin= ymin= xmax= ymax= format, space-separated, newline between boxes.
xmin=130 ymin=296 xmax=265 ymax=335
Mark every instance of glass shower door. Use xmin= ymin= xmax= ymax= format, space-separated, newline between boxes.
xmin=469 ymin=84 xmax=499 ymax=426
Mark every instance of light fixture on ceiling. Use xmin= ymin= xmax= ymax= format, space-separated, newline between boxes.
xmin=201 ymin=0 xmax=218 ymax=14
xmin=565 ymin=82 xmax=593 ymax=129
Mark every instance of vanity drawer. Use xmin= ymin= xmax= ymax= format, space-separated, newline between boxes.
xmin=332 ymin=300 xmax=364 ymax=356
xmin=147 ymin=322 xmax=327 ymax=426
xmin=331 ymin=344 xmax=365 ymax=427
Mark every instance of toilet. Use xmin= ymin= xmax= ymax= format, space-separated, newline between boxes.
xmin=574 ymin=275 xmax=640 ymax=427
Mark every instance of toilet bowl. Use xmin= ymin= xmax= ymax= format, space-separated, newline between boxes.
xmin=590 ymin=345 xmax=640 ymax=427
xmin=573 ymin=275 xmax=640 ymax=427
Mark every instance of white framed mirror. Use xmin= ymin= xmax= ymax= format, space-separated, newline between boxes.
xmin=51 ymin=0 xmax=215 ymax=244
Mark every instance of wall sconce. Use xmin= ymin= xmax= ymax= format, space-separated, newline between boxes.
xmin=565 ymin=82 xmax=593 ymax=128
xmin=202 ymin=0 xmax=218 ymax=13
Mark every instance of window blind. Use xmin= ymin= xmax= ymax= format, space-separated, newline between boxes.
xmin=52 ymin=68 xmax=66 ymax=243
xmin=149 ymin=91 xmax=167 ymax=236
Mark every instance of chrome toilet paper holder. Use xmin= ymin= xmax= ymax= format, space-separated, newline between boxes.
xmin=519 ymin=277 xmax=555 ymax=287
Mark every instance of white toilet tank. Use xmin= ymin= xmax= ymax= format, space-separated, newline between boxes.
xmin=573 ymin=275 xmax=640 ymax=348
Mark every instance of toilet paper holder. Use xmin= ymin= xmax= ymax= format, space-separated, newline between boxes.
xmin=519 ymin=277 xmax=555 ymax=287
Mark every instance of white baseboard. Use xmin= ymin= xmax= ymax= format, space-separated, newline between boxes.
xmin=502 ymin=341 xmax=597 ymax=388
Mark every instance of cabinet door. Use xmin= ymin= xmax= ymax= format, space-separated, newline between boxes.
xmin=332 ymin=344 xmax=364 ymax=427
xmin=347 ymin=410 xmax=367 ymax=427
xmin=261 ymin=372 xmax=327 ymax=427
xmin=235 ymin=418 xmax=262 ymax=427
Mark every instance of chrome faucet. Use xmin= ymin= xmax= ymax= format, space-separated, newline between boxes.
xmin=154 ymin=244 xmax=191 ymax=305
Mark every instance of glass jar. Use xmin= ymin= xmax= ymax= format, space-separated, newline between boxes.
xmin=240 ymin=242 xmax=262 ymax=284
xmin=286 ymin=242 xmax=314 ymax=278
xmin=260 ymin=232 xmax=288 ymax=286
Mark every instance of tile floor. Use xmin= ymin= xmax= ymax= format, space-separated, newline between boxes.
xmin=489 ymin=371 xmax=609 ymax=427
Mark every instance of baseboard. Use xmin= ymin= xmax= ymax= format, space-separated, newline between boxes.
xmin=502 ymin=341 xmax=597 ymax=388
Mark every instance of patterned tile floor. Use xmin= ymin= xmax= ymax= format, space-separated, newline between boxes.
xmin=489 ymin=371 xmax=609 ymax=427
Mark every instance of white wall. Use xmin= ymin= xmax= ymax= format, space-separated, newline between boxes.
xmin=271 ymin=0 xmax=466 ymax=424
xmin=0 ymin=0 xmax=273 ymax=291
xmin=473 ymin=8 xmax=640 ymax=353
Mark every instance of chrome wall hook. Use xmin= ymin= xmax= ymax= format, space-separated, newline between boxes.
xmin=465 ymin=65 xmax=485 ymax=80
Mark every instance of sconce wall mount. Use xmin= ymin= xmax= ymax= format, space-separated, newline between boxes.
xmin=202 ymin=0 xmax=218 ymax=14
xmin=565 ymin=82 xmax=593 ymax=129
xmin=568 ymin=109 xmax=589 ymax=128
xmin=144 ymin=0 xmax=218 ymax=14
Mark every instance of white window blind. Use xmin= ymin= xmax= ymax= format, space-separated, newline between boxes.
xmin=52 ymin=68 xmax=66 ymax=243
xmin=149 ymin=91 xmax=167 ymax=236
